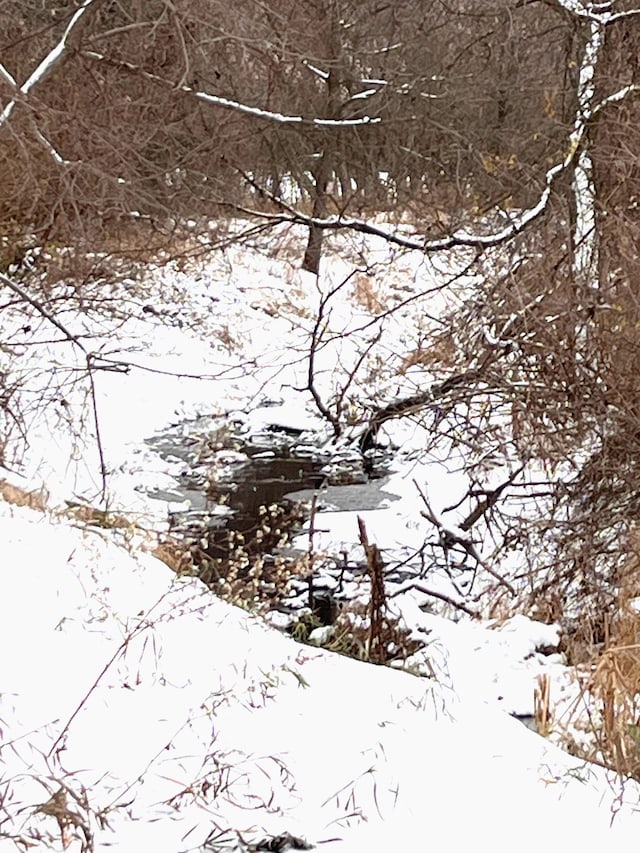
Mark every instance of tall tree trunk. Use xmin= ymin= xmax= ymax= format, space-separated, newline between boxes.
xmin=302 ymin=7 xmax=343 ymax=275
xmin=302 ymin=144 xmax=332 ymax=275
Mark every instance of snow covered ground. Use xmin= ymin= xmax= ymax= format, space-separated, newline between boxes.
xmin=1 ymin=496 xmax=638 ymax=852
xmin=1 ymin=228 xmax=639 ymax=849
xmin=2 ymin=498 xmax=639 ymax=852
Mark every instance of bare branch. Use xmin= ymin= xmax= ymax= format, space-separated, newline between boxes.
xmin=81 ymin=50 xmax=382 ymax=128
xmin=0 ymin=272 xmax=86 ymax=350
xmin=388 ymin=582 xmax=479 ymax=618
xmin=555 ymin=0 xmax=640 ymax=24
xmin=0 ymin=0 xmax=107 ymax=130
xmin=0 ymin=271 xmax=108 ymax=498
xmin=414 ymin=479 xmax=517 ymax=597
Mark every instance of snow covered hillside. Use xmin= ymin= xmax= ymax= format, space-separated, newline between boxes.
xmin=1 ymin=497 xmax=639 ymax=852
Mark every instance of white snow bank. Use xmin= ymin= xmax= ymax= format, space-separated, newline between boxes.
xmin=1 ymin=501 xmax=639 ymax=851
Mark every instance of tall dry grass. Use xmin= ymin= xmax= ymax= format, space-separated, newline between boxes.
xmin=557 ymin=533 xmax=640 ymax=780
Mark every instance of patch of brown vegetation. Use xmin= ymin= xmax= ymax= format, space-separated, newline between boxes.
xmin=399 ymin=332 xmax=458 ymax=374
xmin=325 ymin=599 xmax=423 ymax=664
xmin=64 ymin=502 xmax=135 ymax=531
xmin=0 ymin=479 xmax=48 ymax=511
xmin=556 ymin=533 xmax=640 ymax=779
xmin=151 ymin=537 xmax=195 ymax=575
xmin=352 ymin=273 xmax=386 ymax=314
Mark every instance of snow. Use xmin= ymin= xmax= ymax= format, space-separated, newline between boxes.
xmin=1 ymin=231 xmax=640 ymax=849
xmin=1 ymin=499 xmax=638 ymax=851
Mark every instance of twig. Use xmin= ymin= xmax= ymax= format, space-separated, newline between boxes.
xmin=46 ymin=586 xmax=201 ymax=760
xmin=170 ymin=8 xmax=191 ymax=90
xmin=357 ymin=516 xmax=387 ymax=663
xmin=47 ymin=619 xmax=149 ymax=760
xmin=307 ymin=493 xmax=317 ymax=612
xmin=0 ymin=271 xmax=109 ymax=501
xmin=86 ymin=358 xmax=108 ymax=498
xmin=413 ymin=478 xmax=516 ymax=596
xmin=388 ymin=582 xmax=478 ymax=618
xmin=358 ymin=367 xmax=484 ymax=450
xmin=82 ymin=50 xmax=381 ymax=127
xmin=305 ymin=271 xmax=359 ymax=437
xmin=0 ymin=272 xmax=84 ymax=348
xmin=458 ymin=464 xmax=525 ymax=532
xmin=0 ymin=0 xmax=107 ymax=130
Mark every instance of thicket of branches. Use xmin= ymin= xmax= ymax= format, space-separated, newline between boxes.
xmin=2 ymin=0 xmax=640 ymax=635
xmin=0 ymin=1 xmax=568 ymax=252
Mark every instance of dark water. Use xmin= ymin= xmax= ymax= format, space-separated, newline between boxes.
xmin=144 ymin=412 xmax=396 ymax=617
xmin=146 ymin=413 xmax=392 ymax=529
xmin=209 ymin=454 xmax=326 ymax=531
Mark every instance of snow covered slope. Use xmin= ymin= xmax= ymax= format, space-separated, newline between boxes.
xmin=1 ymin=498 xmax=638 ymax=852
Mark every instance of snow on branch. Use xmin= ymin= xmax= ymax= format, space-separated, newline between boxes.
xmin=0 ymin=0 xmax=106 ymax=130
xmin=556 ymin=0 xmax=640 ymax=24
xmin=302 ymin=59 xmax=330 ymax=80
xmin=0 ymin=60 xmax=71 ymax=165
xmin=82 ymin=51 xmax=381 ymax=127
xmin=240 ymin=42 xmax=640 ymax=258
xmin=593 ymin=82 xmax=640 ymax=112
xmin=0 ymin=62 xmax=16 ymax=89
xmin=568 ymin=9 xmax=603 ymax=285
xmin=241 ymin=153 xmax=567 ymax=253
xmin=31 ymin=127 xmax=71 ymax=165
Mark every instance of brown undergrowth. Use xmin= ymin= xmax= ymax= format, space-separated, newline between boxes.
xmin=0 ymin=479 xmax=48 ymax=511
xmin=322 ymin=599 xmax=423 ymax=665
xmin=555 ymin=533 xmax=640 ymax=780
xmin=316 ymin=516 xmax=423 ymax=666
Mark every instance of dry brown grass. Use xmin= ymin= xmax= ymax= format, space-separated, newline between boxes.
xmin=399 ymin=330 xmax=459 ymax=374
xmin=352 ymin=273 xmax=386 ymax=314
xmin=325 ymin=599 xmax=423 ymax=664
xmin=63 ymin=502 xmax=135 ymax=531
xmin=580 ymin=545 xmax=640 ymax=778
xmin=534 ymin=673 xmax=553 ymax=736
xmin=150 ymin=537 xmax=196 ymax=575
xmin=0 ymin=479 xmax=48 ymax=511
xmin=557 ymin=533 xmax=640 ymax=779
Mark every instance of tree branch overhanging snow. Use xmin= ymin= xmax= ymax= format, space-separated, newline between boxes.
xmin=235 ymin=66 xmax=640 ymax=258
